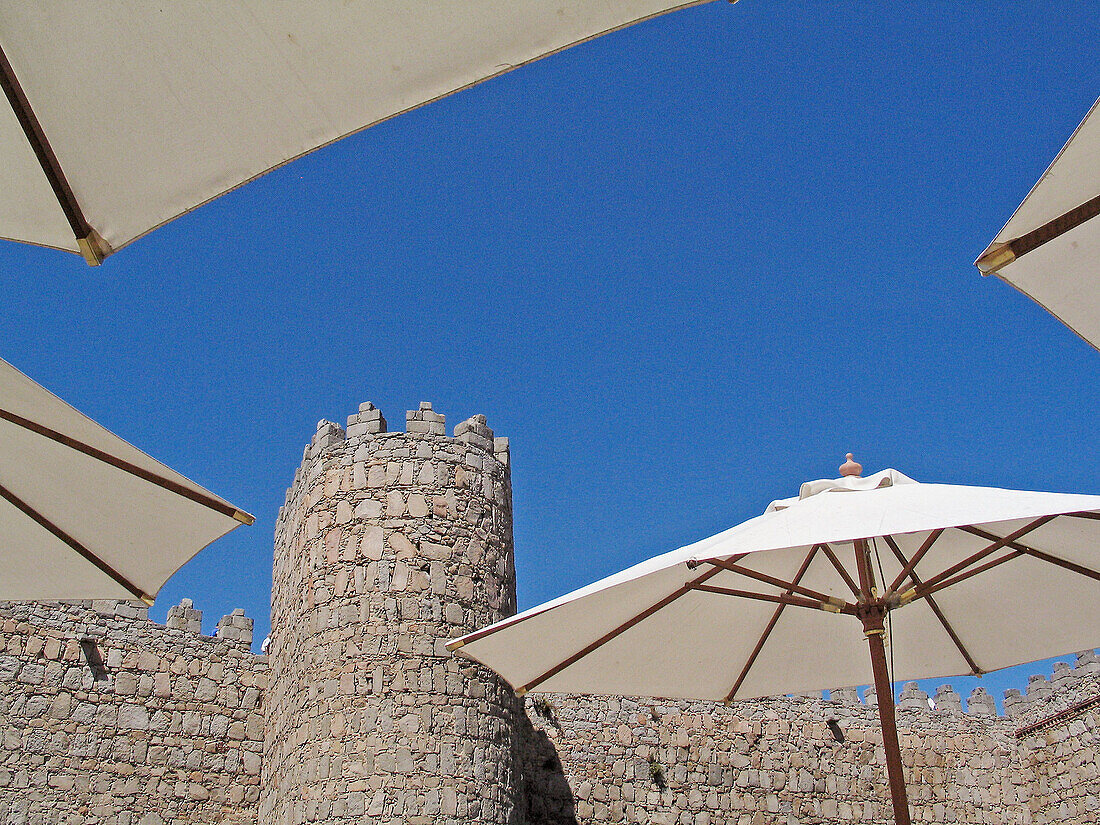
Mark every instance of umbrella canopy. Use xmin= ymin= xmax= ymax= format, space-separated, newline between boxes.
xmin=0 ymin=357 xmax=253 ymax=603
xmin=450 ymin=457 xmax=1100 ymax=824
xmin=0 ymin=1 xmax=709 ymax=264
xmin=976 ymin=95 xmax=1100 ymax=350
xmin=452 ymin=465 xmax=1100 ymax=698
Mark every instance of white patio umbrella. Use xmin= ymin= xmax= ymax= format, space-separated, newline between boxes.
xmin=0 ymin=357 xmax=253 ymax=603
xmin=0 ymin=1 xmax=711 ymax=265
xmin=449 ymin=456 xmax=1100 ymax=825
xmin=975 ymin=95 xmax=1100 ymax=350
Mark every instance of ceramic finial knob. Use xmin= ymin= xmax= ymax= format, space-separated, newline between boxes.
xmin=839 ymin=453 xmax=862 ymax=477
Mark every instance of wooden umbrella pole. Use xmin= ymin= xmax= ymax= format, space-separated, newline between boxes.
xmin=863 ymin=607 xmax=912 ymax=825
xmin=854 ymin=538 xmax=912 ymax=825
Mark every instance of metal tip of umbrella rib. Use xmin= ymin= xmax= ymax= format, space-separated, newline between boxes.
xmin=975 ymin=243 xmax=1016 ymax=275
xmin=233 ymin=509 xmax=257 ymax=526
xmin=896 ymin=588 xmax=918 ymax=606
xmin=77 ymin=230 xmax=111 ymax=266
xmin=839 ymin=453 xmax=862 ymax=477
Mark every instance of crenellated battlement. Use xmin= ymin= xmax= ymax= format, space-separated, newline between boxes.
xmin=1 ymin=597 xmax=257 ymax=653
xmin=816 ymin=649 xmax=1100 ymax=722
xmin=283 ymin=402 xmax=510 ymax=517
xmin=299 ymin=401 xmax=508 ymax=455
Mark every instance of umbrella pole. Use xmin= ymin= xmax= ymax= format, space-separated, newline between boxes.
xmin=854 ymin=537 xmax=911 ymax=825
xmin=863 ymin=610 xmax=912 ymax=825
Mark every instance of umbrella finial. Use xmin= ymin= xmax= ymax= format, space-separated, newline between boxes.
xmin=839 ymin=453 xmax=862 ymax=477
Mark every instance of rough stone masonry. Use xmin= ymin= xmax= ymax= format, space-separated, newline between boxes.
xmin=0 ymin=402 xmax=1097 ymax=824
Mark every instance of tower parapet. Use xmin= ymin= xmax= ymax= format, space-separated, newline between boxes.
xmin=262 ymin=402 xmax=521 ymax=824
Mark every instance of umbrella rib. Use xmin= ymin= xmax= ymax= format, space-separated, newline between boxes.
xmin=0 ymin=41 xmax=107 ymax=264
xmin=884 ymin=529 xmax=943 ymax=600
xmin=958 ymin=524 xmax=1100 ymax=584
xmin=1067 ymin=511 xmax=1100 ymax=520
xmin=0 ymin=407 xmax=254 ymax=525
xmin=818 ymin=542 xmax=861 ymax=599
xmin=0 ymin=480 xmax=152 ymax=604
xmin=690 ymin=584 xmax=852 ymax=614
xmin=913 ymin=550 xmax=1024 ymax=601
xmin=914 ymin=516 xmax=1055 ymax=595
xmin=514 ymin=557 xmax=740 ymax=696
xmin=698 ymin=557 xmax=853 ymax=609
xmin=880 ymin=535 xmax=983 ymax=675
xmin=722 ymin=546 xmax=819 ymax=703
xmin=976 ymin=193 xmax=1100 ymax=274
xmin=1013 ymin=546 xmax=1100 ymax=582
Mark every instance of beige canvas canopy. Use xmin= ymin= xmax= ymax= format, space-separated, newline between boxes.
xmin=0 ymin=357 xmax=253 ymax=603
xmin=0 ymin=1 xmax=709 ymax=264
xmin=976 ymin=96 xmax=1100 ymax=350
xmin=451 ymin=457 xmax=1100 ymax=824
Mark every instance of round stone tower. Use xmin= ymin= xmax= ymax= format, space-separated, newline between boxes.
xmin=261 ymin=402 xmax=522 ymax=824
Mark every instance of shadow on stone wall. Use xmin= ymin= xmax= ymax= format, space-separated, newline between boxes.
xmin=516 ymin=712 xmax=578 ymax=825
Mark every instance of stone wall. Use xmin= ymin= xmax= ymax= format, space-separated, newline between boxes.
xmin=0 ymin=599 xmax=266 ymax=825
xmin=1012 ymin=652 xmax=1100 ymax=824
xmin=520 ymin=693 xmax=1018 ymax=824
xmin=262 ymin=403 xmax=524 ymax=825
xmin=519 ymin=651 xmax=1100 ymax=825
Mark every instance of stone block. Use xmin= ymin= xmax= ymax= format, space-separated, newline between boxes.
xmin=1076 ymin=649 xmax=1100 ymax=675
xmin=346 ymin=401 xmax=387 ymax=435
xmin=407 ymin=493 xmax=429 ymax=517
xmin=1026 ymin=673 xmax=1052 ymax=702
xmin=967 ymin=687 xmax=996 ymax=716
xmin=1003 ymin=689 xmax=1027 ymax=718
xmin=933 ymin=684 xmax=963 ymax=713
xmin=828 ymin=687 xmax=860 ymax=705
xmin=355 ymin=498 xmax=383 ymax=518
xmin=166 ymin=599 xmax=203 ymax=634
xmin=406 ymin=403 xmax=446 ymax=434
xmin=309 ymin=420 xmax=346 ymax=455
xmin=455 ymin=414 xmax=494 ymax=450
xmin=216 ymin=610 xmax=253 ymax=646
xmin=117 ymin=705 xmax=150 ymax=731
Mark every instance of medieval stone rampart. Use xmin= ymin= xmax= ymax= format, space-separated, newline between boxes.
xmin=520 ymin=652 xmax=1100 ymax=825
xmin=0 ymin=599 xmax=266 ymax=824
xmin=0 ymin=401 xmax=1097 ymax=824
xmin=1011 ymin=653 xmax=1100 ymax=824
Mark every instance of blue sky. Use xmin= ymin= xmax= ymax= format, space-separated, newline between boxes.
xmin=3 ymin=2 xmax=1098 ymax=708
